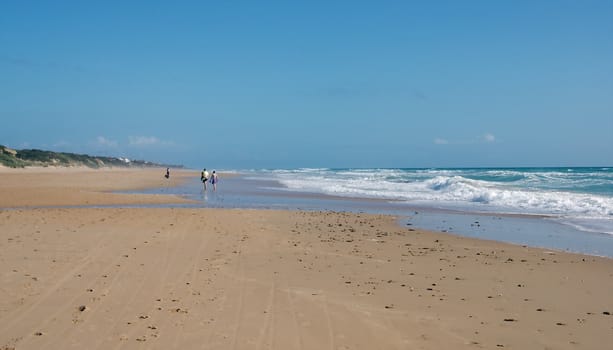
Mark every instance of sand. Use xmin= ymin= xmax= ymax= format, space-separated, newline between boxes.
xmin=0 ymin=168 xmax=611 ymax=349
xmin=0 ymin=167 xmax=194 ymax=207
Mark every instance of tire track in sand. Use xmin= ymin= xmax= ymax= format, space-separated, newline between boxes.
xmin=255 ymin=279 xmax=276 ymax=350
xmin=167 ymin=215 xmax=217 ymax=349
xmin=108 ymin=211 xmax=195 ymax=350
xmin=0 ymin=219 xmax=116 ymax=344
xmin=200 ymin=227 xmax=247 ymax=349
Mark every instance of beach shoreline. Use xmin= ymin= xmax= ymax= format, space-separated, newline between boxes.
xmin=1 ymin=168 xmax=611 ymax=349
xmin=122 ymin=172 xmax=613 ymax=257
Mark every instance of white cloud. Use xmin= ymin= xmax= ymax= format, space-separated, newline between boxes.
xmin=128 ymin=136 xmax=173 ymax=147
xmin=483 ymin=133 xmax=496 ymax=143
xmin=434 ymin=138 xmax=449 ymax=145
xmin=95 ymin=136 xmax=118 ymax=148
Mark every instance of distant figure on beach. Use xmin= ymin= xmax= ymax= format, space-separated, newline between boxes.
xmin=201 ymin=168 xmax=210 ymax=190
xmin=165 ymin=168 xmax=170 ymax=179
xmin=210 ymin=170 xmax=218 ymax=191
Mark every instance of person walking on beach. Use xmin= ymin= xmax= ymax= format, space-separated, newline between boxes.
xmin=201 ymin=168 xmax=210 ymax=190
xmin=210 ymin=170 xmax=218 ymax=191
xmin=165 ymin=168 xmax=170 ymax=179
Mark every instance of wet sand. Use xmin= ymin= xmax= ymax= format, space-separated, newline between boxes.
xmin=0 ymin=168 xmax=611 ymax=349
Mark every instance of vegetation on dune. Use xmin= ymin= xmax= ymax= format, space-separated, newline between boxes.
xmin=0 ymin=145 xmax=28 ymax=168
xmin=0 ymin=144 xmax=181 ymax=169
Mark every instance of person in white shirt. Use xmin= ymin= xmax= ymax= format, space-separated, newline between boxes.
xmin=201 ymin=168 xmax=210 ymax=190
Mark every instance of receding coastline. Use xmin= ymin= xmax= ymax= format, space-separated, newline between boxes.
xmin=0 ymin=168 xmax=611 ymax=349
xmin=131 ymin=172 xmax=613 ymax=257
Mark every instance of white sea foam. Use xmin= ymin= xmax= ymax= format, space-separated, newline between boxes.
xmin=252 ymin=168 xmax=613 ymax=222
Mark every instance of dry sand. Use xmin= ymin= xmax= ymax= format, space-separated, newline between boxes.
xmin=0 ymin=167 xmax=194 ymax=207
xmin=0 ymin=168 xmax=611 ymax=349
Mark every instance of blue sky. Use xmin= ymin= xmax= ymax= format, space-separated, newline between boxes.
xmin=1 ymin=1 xmax=612 ymax=169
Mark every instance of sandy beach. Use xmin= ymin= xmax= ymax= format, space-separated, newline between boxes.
xmin=0 ymin=167 xmax=195 ymax=208
xmin=1 ymin=168 xmax=611 ymax=349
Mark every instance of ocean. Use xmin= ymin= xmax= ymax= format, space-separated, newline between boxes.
xmin=137 ymin=167 xmax=613 ymax=257
xmin=243 ymin=167 xmax=613 ymax=235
